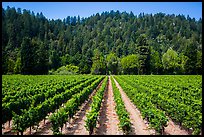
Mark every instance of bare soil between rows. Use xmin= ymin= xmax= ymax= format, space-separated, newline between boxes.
xmin=94 ymin=76 xmax=123 ymax=135
xmin=113 ymin=77 xmax=155 ymax=135
xmin=61 ymin=78 xmax=105 ymax=135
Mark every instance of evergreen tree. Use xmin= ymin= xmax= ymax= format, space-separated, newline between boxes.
xmin=136 ymin=34 xmax=151 ymax=74
xmin=106 ymin=52 xmax=119 ymax=74
xmin=20 ymin=37 xmax=36 ymax=74
xmin=91 ymin=49 xmax=106 ymax=75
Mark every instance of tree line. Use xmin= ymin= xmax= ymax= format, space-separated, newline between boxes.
xmin=2 ymin=7 xmax=202 ymax=75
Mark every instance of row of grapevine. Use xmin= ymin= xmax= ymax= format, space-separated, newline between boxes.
xmin=131 ymin=75 xmax=202 ymax=100
xmin=110 ymin=76 xmax=131 ymax=134
xmin=49 ymin=76 xmax=104 ymax=135
xmin=85 ymin=76 xmax=108 ymax=135
xmin=2 ymin=75 xmax=37 ymax=96
xmin=117 ymin=75 xmax=202 ymax=135
xmin=10 ymin=76 xmax=101 ymax=135
xmin=122 ymin=75 xmax=202 ymax=112
xmin=2 ymin=76 xmax=93 ymax=125
xmin=2 ymin=75 xmax=89 ymax=103
xmin=114 ymin=76 xmax=168 ymax=134
xmin=2 ymin=75 xmax=63 ymax=98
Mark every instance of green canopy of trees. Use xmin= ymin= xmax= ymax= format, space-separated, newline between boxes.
xmin=162 ymin=47 xmax=180 ymax=74
xmin=91 ymin=49 xmax=106 ymax=75
xmin=121 ymin=54 xmax=139 ymax=75
xmin=51 ymin=64 xmax=79 ymax=75
xmin=2 ymin=7 xmax=202 ymax=75
xmin=106 ymin=52 xmax=119 ymax=75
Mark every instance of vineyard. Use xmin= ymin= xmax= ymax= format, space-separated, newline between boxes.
xmin=2 ymin=75 xmax=202 ymax=135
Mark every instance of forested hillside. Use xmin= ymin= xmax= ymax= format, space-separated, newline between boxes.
xmin=2 ymin=7 xmax=202 ymax=75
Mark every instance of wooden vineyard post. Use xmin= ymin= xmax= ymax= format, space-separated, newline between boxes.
xmin=68 ymin=118 xmax=71 ymax=128
xmin=9 ymin=120 xmax=10 ymax=128
xmin=17 ymin=122 xmax=19 ymax=135
xmin=89 ymin=127 xmax=93 ymax=135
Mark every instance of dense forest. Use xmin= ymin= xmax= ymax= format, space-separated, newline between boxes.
xmin=2 ymin=7 xmax=202 ymax=75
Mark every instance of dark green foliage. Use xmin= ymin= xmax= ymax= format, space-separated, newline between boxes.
xmin=36 ymin=41 xmax=49 ymax=74
xmin=196 ymin=51 xmax=202 ymax=74
xmin=2 ymin=7 xmax=202 ymax=75
xmin=14 ymin=57 xmax=21 ymax=74
xmin=20 ymin=37 xmax=36 ymax=74
xmin=150 ymin=48 xmax=163 ymax=74
xmin=91 ymin=49 xmax=106 ymax=75
xmin=183 ymin=38 xmax=198 ymax=74
xmin=20 ymin=37 xmax=48 ymax=74
xmin=136 ymin=34 xmax=151 ymax=74
xmin=106 ymin=53 xmax=119 ymax=74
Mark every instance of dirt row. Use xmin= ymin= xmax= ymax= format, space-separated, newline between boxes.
xmin=2 ymin=76 xmax=190 ymax=135
xmin=94 ymin=76 xmax=123 ymax=135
